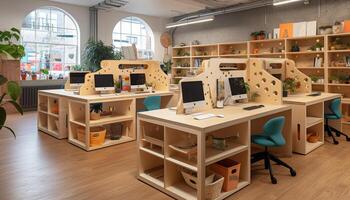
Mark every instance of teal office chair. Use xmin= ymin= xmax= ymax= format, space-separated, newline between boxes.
xmin=324 ymin=98 xmax=350 ymax=144
xmin=251 ymin=116 xmax=296 ymax=184
xmin=143 ymin=96 xmax=161 ymax=111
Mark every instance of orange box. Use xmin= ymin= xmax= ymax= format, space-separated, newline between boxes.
xmin=209 ymin=159 xmax=241 ymax=192
xmin=344 ymin=20 xmax=350 ymax=33
xmin=279 ymin=23 xmax=293 ymax=38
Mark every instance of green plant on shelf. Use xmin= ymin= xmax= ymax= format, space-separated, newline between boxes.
xmin=338 ymin=74 xmax=348 ymax=84
xmin=283 ymin=78 xmax=300 ymax=94
xmin=244 ymin=82 xmax=260 ymax=101
xmin=310 ymin=75 xmax=320 ymax=83
xmin=329 ymin=75 xmax=339 ymax=84
xmin=0 ymin=74 xmax=23 ymax=137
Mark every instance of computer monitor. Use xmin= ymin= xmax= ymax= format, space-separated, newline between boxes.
xmin=181 ymin=81 xmax=205 ymax=109
xmin=69 ymin=71 xmax=89 ymax=87
xmin=225 ymin=77 xmax=248 ymax=101
xmin=94 ymin=74 xmax=115 ymax=92
xmin=130 ymin=73 xmax=146 ymax=89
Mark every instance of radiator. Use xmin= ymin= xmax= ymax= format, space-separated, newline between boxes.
xmin=20 ymin=85 xmax=64 ymax=111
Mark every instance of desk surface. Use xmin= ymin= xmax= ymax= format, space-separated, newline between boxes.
xmin=38 ymin=89 xmax=173 ymax=102
xmin=283 ymin=92 xmax=341 ymax=105
xmin=138 ymin=103 xmax=291 ymax=133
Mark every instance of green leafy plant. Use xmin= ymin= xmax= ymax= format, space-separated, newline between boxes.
xmin=244 ymin=82 xmax=260 ymax=101
xmin=0 ymin=75 xmax=23 ymax=137
xmin=0 ymin=28 xmax=25 ymax=59
xmin=40 ymin=69 xmax=49 ymax=75
xmin=162 ymin=59 xmax=173 ymax=74
xmin=310 ymin=75 xmax=320 ymax=83
xmin=71 ymin=64 xmax=87 ymax=71
xmin=90 ymin=103 xmax=103 ymax=113
xmin=283 ymin=78 xmax=297 ymax=93
xmin=83 ymin=40 xmax=122 ymax=72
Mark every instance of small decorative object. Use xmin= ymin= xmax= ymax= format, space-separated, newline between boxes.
xmin=115 ymin=75 xmax=122 ymax=93
xmin=333 ymin=21 xmax=343 ymax=34
xmin=89 ymin=126 xmax=106 ymax=147
xmin=90 ymin=103 xmax=103 ymax=120
xmin=20 ymin=71 xmax=27 ymax=80
xmin=291 ymin=41 xmax=300 ymax=52
xmin=338 ymin=74 xmax=348 ymax=84
xmin=319 ymin=25 xmax=333 ymax=35
xmin=110 ymin=123 xmax=123 ymax=140
xmin=310 ymin=75 xmax=319 ymax=84
xmin=122 ymin=76 xmax=131 ymax=91
xmin=307 ymin=132 xmax=318 ymax=143
xmin=40 ymin=69 xmax=49 ymax=79
xmin=253 ymin=48 xmax=259 ymax=54
xmin=212 ymin=137 xmax=227 ymax=150
xmin=51 ymin=99 xmax=59 ymax=114
xmin=191 ymin=40 xmax=200 ymax=45
xmin=329 ymin=75 xmax=339 ymax=84
xmin=257 ymin=30 xmax=266 ymax=40
xmin=179 ymin=42 xmax=186 ymax=47
xmin=216 ymin=79 xmax=225 ymax=108
xmin=146 ymin=82 xmax=153 ymax=92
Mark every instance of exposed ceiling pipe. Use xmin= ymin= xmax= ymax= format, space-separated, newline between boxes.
xmin=94 ymin=0 xmax=128 ymax=10
xmin=173 ymin=0 xmax=273 ymax=21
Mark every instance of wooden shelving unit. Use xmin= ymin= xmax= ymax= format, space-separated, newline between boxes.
xmin=68 ymin=98 xmax=136 ymax=151
xmin=37 ymin=92 xmax=68 ymax=139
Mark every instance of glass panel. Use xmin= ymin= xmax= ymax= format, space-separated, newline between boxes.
xmin=121 ymin=21 xmax=131 ymax=34
xmin=64 ymin=29 xmax=78 ymax=45
xmin=50 ymin=45 xmax=64 ymax=65
xmin=36 ymin=29 xmax=50 ymax=43
xmin=21 ymin=43 xmax=37 ymax=71
xmin=132 ymin=22 xmax=141 ymax=35
xmin=51 ymin=28 xmax=66 ymax=44
xmin=65 ymin=15 xmax=76 ymax=30
xmin=21 ymin=29 xmax=36 ymax=42
xmin=36 ymin=44 xmax=50 ymax=70
xmin=22 ymin=11 xmax=35 ymax=29
xmin=36 ymin=9 xmax=51 ymax=30
xmin=51 ymin=8 xmax=65 ymax=29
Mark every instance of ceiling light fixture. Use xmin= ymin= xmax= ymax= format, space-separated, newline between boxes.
xmin=166 ymin=16 xmax=214 ymax=29
xmin=273 ymin=0 xmax=304 ymax=6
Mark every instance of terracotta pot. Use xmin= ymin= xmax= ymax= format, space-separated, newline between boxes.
xmin=21 ymin=74 xmax=27 ymax=80
xmin=90 ymin=111 xmax=101 ymax=120
xmin=31 ymin=74 xmax=37 ymax=80
xmin=257 ymin=35 xmax=265 ymax=40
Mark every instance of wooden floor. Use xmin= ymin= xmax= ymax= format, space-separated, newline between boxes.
xmin=1 ymin=112 xmax=350 ymax=200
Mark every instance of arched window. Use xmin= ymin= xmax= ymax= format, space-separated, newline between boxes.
xmin=21 ymin=7 xmax=80 ymax=79
xmin=112 ymin=16 xmax=154 ymax=59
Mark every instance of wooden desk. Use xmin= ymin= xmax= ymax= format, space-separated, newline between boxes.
xmin=38 ymin=89 xmax=175 ymax=151
xmin=137 ymin=103 xmax=292 ymax=200
xmin=283 ymin=92 xmax=341 ymax=154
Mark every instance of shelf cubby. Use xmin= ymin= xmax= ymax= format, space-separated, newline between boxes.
xmin=69 ymin=101 xmax=86 ymax=124
xmin=218 ymin=42 xmax=248 ymax=57
xmin=249 ymin=39 xmax=285 ymax=56
xmin=191 ymin=44 xmax=218 ymax=57
xmin=48 ymin=97 xmax=59 ymax=116
xmin=140 ymin=121 xmax=164 ymax=157
xmin=139 ymin=150 xmax=165 ymax=188
xmin=305 ymin=122 xmax=324 ymax=153
xmin=38 ymin=112 xmax=48 ymax=130
xmin=38 ymin=94 xmax=48 ymax=112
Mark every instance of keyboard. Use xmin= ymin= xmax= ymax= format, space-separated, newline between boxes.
xmin=307 ymin=92 xmax=321 ymax=96
xmin=243 ymin=105 xmax=265 ymax=111
xmin=193 ymin=113 xmax=216 ymax=120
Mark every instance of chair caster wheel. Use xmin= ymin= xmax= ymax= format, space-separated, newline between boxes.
xmin=346 ymin=137 xmax=350 ymax=141
xmin=336 ymin=133 xmax=340 ymax=137
xmin=290 ymin=169 xmax=296 ymax=177
xmin=334 ymin=141 xmax=339 ymax=145
xmin=271 ymin=177 xmax=277 ymax=184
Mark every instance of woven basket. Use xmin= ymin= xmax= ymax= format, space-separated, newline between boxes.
xmin=181 ymin=171 xmax=224 ymax=200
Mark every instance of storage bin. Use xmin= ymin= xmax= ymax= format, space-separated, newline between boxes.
xmin=181 ymin=171 xmax=224 ymax=200
xmin=90 ymin=126 xmax=106 ymax=147
xmin=209 ymin=159 xmax=241 ymax=192
xmin=76 ymin=126 xmax=106 ymax=147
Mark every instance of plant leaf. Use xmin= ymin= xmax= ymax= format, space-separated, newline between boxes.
xmin=7 ymin=81 xmax=21 ymax=100
xmin=0 ymin=125 xmax=16 ymax=138
xmin=0 ymin=93 xmax=6 ymax=104
xmin=0 ymin=75 xmax=8 ymax=86
xmin=10 ymin=27 xmax=20 ymax=34
xmin=0 ymin=107 xmax=6 ymax=128
xmin=6 ymin=100 xmax=23 ymax=115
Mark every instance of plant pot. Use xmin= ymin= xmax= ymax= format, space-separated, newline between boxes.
xmin=333 ymin=25 xmax=342 ymax=34
xmin=90 ymin=111 xmax=101 ymax=120
xmin=319 ymin=27 xmax=332 ymax=35
xmin=31 ymin=74 xmax=37 ymax=80
xmin=251 ymin=36 xmax=257 ymax=40
xmin=21 ymin=74 xmax=27 ymax=80
xmin=115 ymin=87 xmax=121 ymax=93
xmin=283 ymin=90 xmax=288 ymax=97
xmin=257 ymin=35 xmax=265 ymax=40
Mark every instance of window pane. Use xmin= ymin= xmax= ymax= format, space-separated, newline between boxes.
xmin=21 ymin=43 xmax=37 ymax=71
xmin=51 ymin=28 xmax=65 ymax=44
xmin=121 ymin=21 xmax=131 ymax=34
xmin=132 ymin=22 xmax=141 ymax=35
xmin=65 ymin=46 xmax=76 ymax=63
xmin=21 ymin=29 xmax=36 ymax=42
xmin=36 ymin=9 xmax=50 ymax=30
xmin=36 ymin=44 xmax=50 ymax=70
xmin=64 ymin=29 xmax=78 ymax=45
xmin=36 ymin=29 xmax=50 ymax=43
xmin=51 ymin=8 xmax=65 ymax=29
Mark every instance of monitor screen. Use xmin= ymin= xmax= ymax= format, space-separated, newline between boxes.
xmin=229 ymin=77 xmax=247 ymax=96
xmin=130 ymin=73 xmax=146 ymax=86
xmin=70 ymin=72 xmax=89 ymax=84
xmin=181 ymin=81 xmax=205 ymax=103
xmin=94 ymin=74 xmax=114 ymax=88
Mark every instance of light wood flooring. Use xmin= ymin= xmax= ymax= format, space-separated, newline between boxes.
xmin=1 ymin=112 xmax=350 ymax=200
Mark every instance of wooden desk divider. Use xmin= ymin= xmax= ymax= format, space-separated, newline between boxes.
xmin=73 ymin=60 xmax=170 ymax=95
xmin=176 ymin=58 xmax=284 ymax=114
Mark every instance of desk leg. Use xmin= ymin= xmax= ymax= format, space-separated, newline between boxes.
xmin=197 ymin=132 xmax=206 ymax=200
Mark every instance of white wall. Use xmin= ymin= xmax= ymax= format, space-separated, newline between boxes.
xmin=0 ymin=0 xmax=90 ymax=60
xmin=98 ymin=10 xmax=169 ymax=61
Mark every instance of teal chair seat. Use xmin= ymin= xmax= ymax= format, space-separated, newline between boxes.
xmin=143 ymin=96 xmax=161 ymax=111
xmin=324 ymin=114 xmax=339 ymax=120
xmin=251 ymin=116 xmax=286 ymax=147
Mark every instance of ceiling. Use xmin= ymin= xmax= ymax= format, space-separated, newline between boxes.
xmin=50 ymin=0 xmax=260 ymax=17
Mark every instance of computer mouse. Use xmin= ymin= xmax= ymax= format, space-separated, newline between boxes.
xmin=217 ymin=114 xmax=224 ymax=118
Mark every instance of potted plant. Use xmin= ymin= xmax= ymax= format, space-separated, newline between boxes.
xmin=162 ymin=59 xmax=173 ymax=75
xmin=329 ymin=75 xmax=339 ymax=84
xmin=291 ymin=42 xmax=300 ymax=52
xmin=0 ymin=28 xmax=25 ymax=60
xmin=146 ymin=82 xmax=154 ymax=92
xmin=20 ymin=70 xmax=27 ymax=80
xmin=40 ymin=69 xmax=49 ymax=80
xmin=90 ymin=103 xmax=103 ymax=120
xmin=310 ymin=75 xmax=319 ymax=84
xmin=0 ymin=74 xmax=23 ymax=137
xmin=244 ymin=82 xmax=260 ymax=101
xmin=338 ymin=74 xmax=348 ymax=84
xmin=250 ymin=32 xmax=259 ymax=40
xmin=114 ymin=80 xmax=122 ymax=93
xmin=257 ymin=31 xmax=266 ymax=40
xmin=283 ymin=78 xmax=297 ymax=97
xmin=83 ymin=40 xmax=122 ymax=72
xmin=31 ymin=71 xmax=37 ymax=80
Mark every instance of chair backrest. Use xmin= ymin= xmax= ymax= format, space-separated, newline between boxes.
xmin=329 ymin=98 xmax=342 ymax=119
xmin=144 ymin=96 xmax=161 ymax=111
xmin=263 ymin=116 xmax=286 ymax=146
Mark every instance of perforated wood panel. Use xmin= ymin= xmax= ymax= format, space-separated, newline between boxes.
xmin=248 ymin=59 xmax=283 ymax=104
xmin=285 ymin=59 xmax=312 ymax=93
xmin=176 ymin=58 xmax=249 ymax=114
xmin=78 ymin=60 xmax=169 ymax=95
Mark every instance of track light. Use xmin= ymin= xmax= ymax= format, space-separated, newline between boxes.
xmin=166 ymin=16 xmax=214 ymax=29
xmin=273 ymin=0 xmax=304 ymax=6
